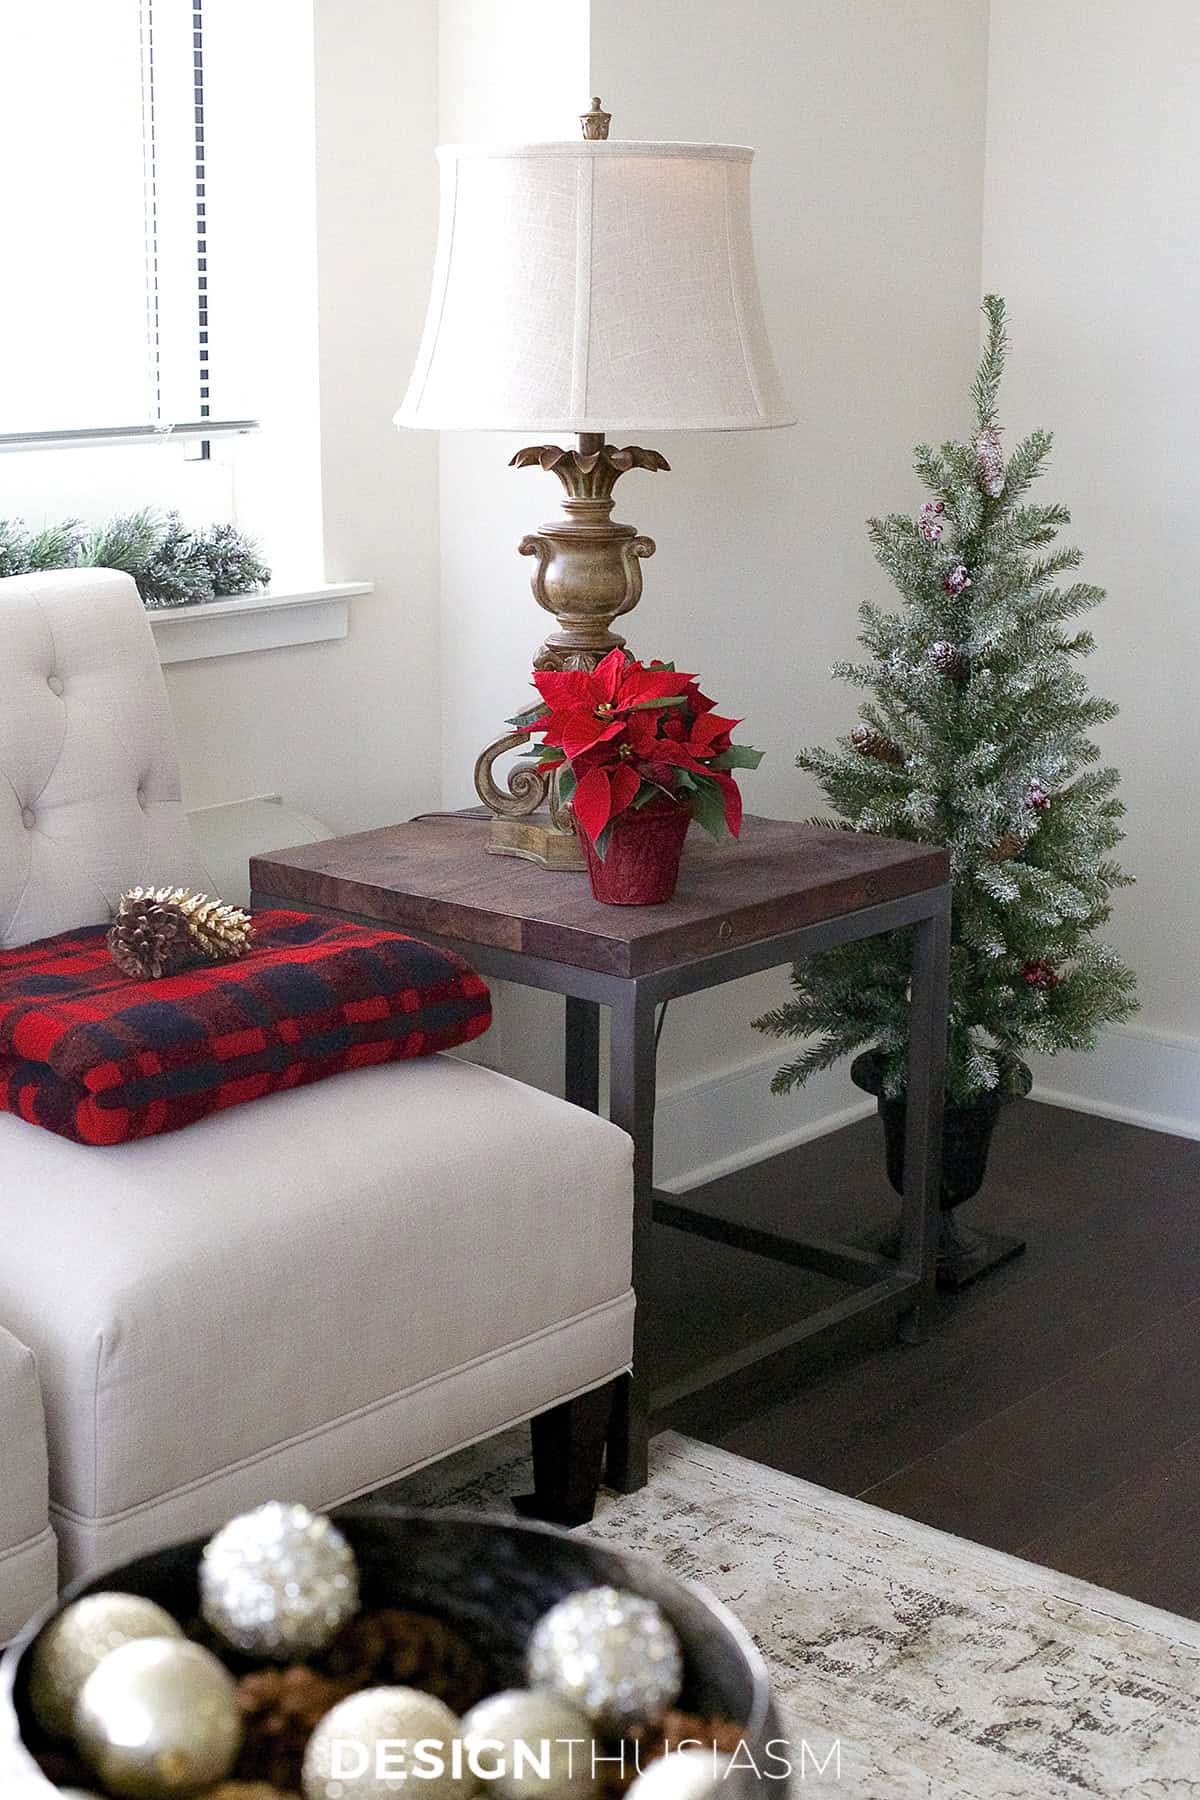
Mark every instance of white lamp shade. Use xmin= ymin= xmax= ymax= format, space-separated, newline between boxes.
xmin=396 ymin=140 xmax=795 ymax=434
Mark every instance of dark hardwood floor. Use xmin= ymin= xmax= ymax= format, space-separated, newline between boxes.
xmin=642 ymin=1099 xmax=1200 ymax=1620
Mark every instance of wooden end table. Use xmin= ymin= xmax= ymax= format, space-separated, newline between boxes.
xmin=252 ymin=814 xmax=950 ymax=1494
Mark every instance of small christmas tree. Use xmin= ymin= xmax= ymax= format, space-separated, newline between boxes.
xmin=756 ymin=296 xmax=1136 ymax=1104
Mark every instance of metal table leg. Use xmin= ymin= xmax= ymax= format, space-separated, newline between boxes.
xmin=605 ymin=984 xmax=658 ymax=1492
xmin=565 ymin=996 xmax=601 ymax=1112
xmin=897 ymin=901 xmax=951 ymax=1339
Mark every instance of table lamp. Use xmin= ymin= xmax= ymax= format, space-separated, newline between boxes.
xmin=396 ymin=99 xmax=795 ymax=866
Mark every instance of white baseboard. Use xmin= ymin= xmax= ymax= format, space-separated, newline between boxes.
xmin=655 ymin=1024 xmax=1200 ymax=1193
xmin=1027 ymin=1025 xmax=1200 ymax=1142
xmin=655 ymin=1050 xmax=875 ymax=1192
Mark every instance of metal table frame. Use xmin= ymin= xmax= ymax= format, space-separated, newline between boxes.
xmin=405 ymin=881 xmax=950 ymax=1494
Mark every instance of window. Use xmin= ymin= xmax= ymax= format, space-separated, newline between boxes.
xmin=0 ymin=0 xmax=322 ymax=590
xmin=0 ymin=0 xmax=253 ymax=447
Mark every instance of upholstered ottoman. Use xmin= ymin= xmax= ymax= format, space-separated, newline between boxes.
xmin=0 ymin=1054 xmax=632 ymax=1584
xmin=0 ymin=1327 xmax=56 ymax=1642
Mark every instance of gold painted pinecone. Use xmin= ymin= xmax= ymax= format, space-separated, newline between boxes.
xmin=988 ymin=830 xmax=1028 ymax=862
xmin=108 ymin=887 xmax=254 ymax=980
xmin=851 ymin=725 xmax=905 ymax=766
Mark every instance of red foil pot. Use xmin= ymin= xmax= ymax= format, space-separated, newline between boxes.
xmin=577 ymin=801 xmax=691 ymax=905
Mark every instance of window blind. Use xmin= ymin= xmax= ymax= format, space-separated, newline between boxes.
xmin=0 ymin=0 xmax=254 ymax=446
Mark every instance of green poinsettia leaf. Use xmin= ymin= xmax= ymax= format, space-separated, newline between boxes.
xmin=556 ymin=764 xmax=577 ymax=804
xmin=625 ymin=694 xmax=689 ymax=711
xmin=506 ymin=700 xmax=549 ymax=729
xmin=631 ymin=778 xmax=681 ymax=810
xmin=687 ymin=773 xmax=731 ymax=842
xmin=593 ymin=820 xmax=615 ymax=862
xmin=674 ymin=768 xmax=699 ymax=792
xmin=709 ymin=745 xmax=765 ymax=771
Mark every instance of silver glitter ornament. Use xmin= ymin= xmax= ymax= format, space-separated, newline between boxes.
xmin=29 ymin=1592 xmax=184 ymax=1738
xmin=462 ymin=1688 xmax=598 ymax=1800
xmin=302 ymin=1686 xmax=476 ymax=1800
xmin=526 ymin=1586 xmax=683 ymax=1728
xmin=74 ymin=1637 xmax=242 ymax=1798
xmin=200 ymin=1500 xmax=359 ymax=1658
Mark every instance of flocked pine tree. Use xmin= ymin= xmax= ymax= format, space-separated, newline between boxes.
xmin=756 ymin=297 xmax=1136 ymax=1105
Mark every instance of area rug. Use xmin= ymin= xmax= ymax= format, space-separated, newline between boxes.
xmin=385 ymin=1428 xmax=1200 ymax=1800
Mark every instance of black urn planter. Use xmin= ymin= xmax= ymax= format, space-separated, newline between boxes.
xmin=851 ymin=1049 xmax=1031 ymax=1289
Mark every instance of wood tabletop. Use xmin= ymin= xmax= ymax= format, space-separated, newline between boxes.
xmin=250 ymin=814 xmax=950 ymax=978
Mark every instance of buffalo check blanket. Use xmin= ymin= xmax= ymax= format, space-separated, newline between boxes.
xmin=0 ymin=911 xmax=491 ymax=1145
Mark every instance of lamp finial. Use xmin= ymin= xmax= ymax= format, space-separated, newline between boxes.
xmin=580 ymin=97 xmax=611 ymax=140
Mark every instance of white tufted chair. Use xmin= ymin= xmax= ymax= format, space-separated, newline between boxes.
xmin=0 ymin=570 xmax=211 ymax=946
xmin=0 ymin=569 xmax=633 ymax=1638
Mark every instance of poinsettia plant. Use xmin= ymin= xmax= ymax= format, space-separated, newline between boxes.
xmin=511 ymin=647 xmax=763 ymax=857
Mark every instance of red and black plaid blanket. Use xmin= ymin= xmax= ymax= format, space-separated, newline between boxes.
xmin=0 ymin=911 xmax=491 ymax=1145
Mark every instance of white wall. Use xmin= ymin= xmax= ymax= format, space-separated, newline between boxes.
xmin=586 ymin=0 xmax=992 ymax=1102
xmin=167 ymin=0 xmax=443 ymax=836
xmin=983 ymin=0 xmax=1200 ymax=1057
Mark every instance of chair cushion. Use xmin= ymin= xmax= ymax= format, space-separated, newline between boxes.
xmin=0 ymin=1057 xmax=633 ymax=1551
xmin=0 ymin=912 xmax=491 ymax=1144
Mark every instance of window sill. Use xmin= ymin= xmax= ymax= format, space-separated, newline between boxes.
xmin=149 ymin=582 xmax=373 ymax=665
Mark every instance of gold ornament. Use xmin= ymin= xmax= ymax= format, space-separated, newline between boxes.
xmin=29 ymin=1592 xmax=184 ymax=1739
xmin=74 ymin=1636 xmax=242 ymax=1798
xmin=627 ymin=1751 xmax=733 ymax=1800
xmin=850 ymin=725 xmax=905 ymax=766
xmin=461 ymin=1689 xmax=598 ymax=1800
xmin=108 ymin=887 xmax=254 ymax=980
xmin=302 ymin=1687 xmax=473 ymax=1800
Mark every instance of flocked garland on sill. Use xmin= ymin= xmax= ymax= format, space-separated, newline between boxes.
xmin=0 ymin=508 xmax=270 ymax=609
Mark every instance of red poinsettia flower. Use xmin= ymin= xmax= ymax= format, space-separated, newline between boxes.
xmin=531 ymin=647 xmax=695 ymax=760
xmin=517 ymin=650 xmax=762 ymax=852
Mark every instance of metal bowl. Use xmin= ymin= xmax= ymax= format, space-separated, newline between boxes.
xmin=2 ymin=1505 xmax=782 ymax=1795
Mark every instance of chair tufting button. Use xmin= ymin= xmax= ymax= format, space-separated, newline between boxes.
xmin=46 ymin=674 xmax=64 ymax=696
xmin=137 ymin=787 xmax=148 ymax=808
xmin=21 ymin=807 xmax=35 ymax=829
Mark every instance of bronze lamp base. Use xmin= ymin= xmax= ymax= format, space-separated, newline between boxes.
xmin=474 ymin=434 xmax=668 ymax=867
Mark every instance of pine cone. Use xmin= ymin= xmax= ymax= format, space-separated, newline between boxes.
xmin=851 ymin=725 xmax=904 ymax=766
xmin=234 ymin=1665 xmax=355 ymax=1793
xmin=988 ymin=830 xmax=1027 ymax=862
xmin=927 ymin=641 xmax=971 ymax=682
xmin=174 ymin=889 xmax=255 ymax=961
xmin=107 ymin=889 xmax=193 ymax=979
xmin=321 ymin=1609 xmax=491 ymax=1714
xmin=974 ymin=426 xmax=1006 ymax=498
xmin=1023 ymin=959 xmax=1061 ymax=991
xmin=108 ymin=886 xmax=253 ymax=980
xmin=209 ymin=1786 xmax=302 ymax=1800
